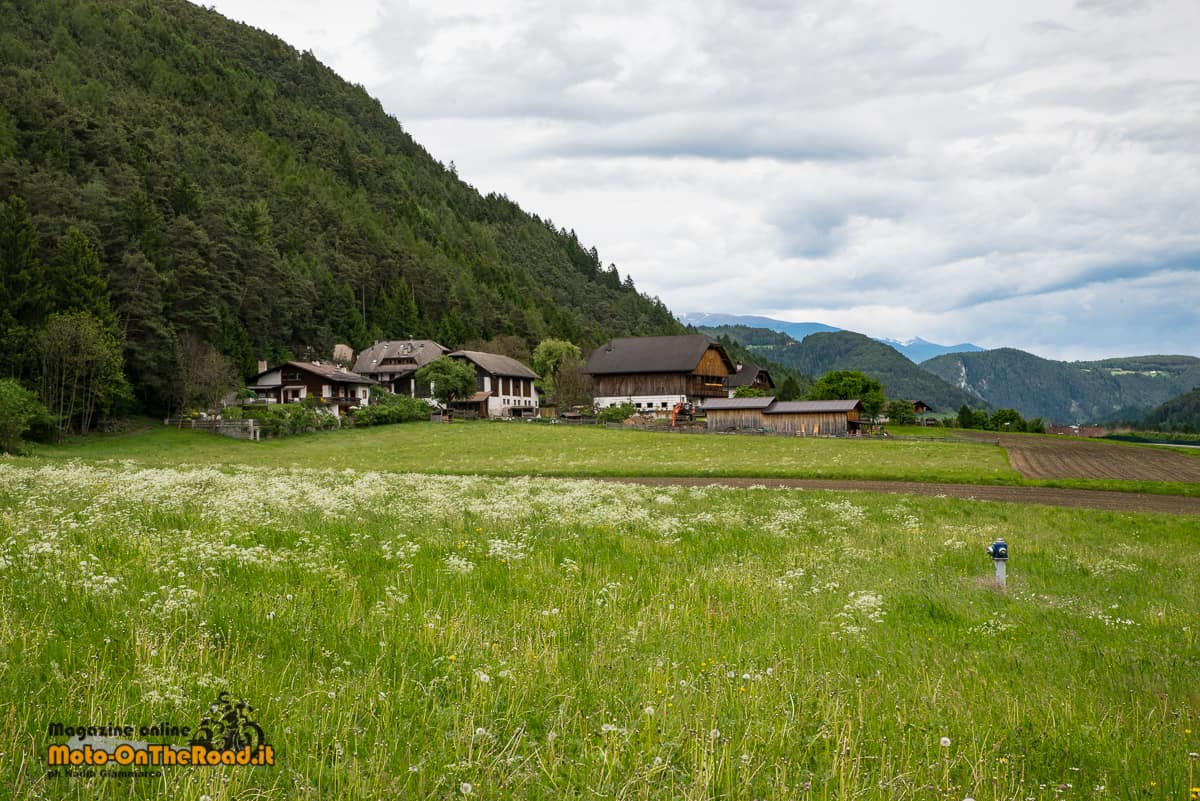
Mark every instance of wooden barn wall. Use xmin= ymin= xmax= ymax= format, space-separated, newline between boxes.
xmin=594 ymin=374 xmax=687 ymax=396
xmin=706 ymin=409 xmax=768 ymax=430
xmin=765 ymin=412 xmax=849 ymax=435
xmin=692 ymin=347 xmax=732 ymax=378
xmin=595 ymin=373 xmax=730 ymax=399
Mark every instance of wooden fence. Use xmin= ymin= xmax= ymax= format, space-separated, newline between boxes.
xmin=166 ymin=418 xmax=261 ymax=441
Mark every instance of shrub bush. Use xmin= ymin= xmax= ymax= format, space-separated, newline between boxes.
xmin=242 ymin=404 xmax=338 ymax=436
xmin=596 ymin=403 xmax=637 ymax=423
xmin=0 ymin=378 xmax=50 ymax=453
xmin=346 ymin=391 xmax=430 ymax=427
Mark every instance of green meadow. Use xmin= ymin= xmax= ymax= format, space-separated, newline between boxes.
xmin=29 ymin=420 xmax=1027 ymax=483
xmin=1 ymin=455 xmax=1197 ymax=800
xmin=33 ymin=420 xmax=1200 ymax=496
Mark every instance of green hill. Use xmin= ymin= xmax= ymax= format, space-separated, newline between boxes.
xmin=921 ymin=349 xmax=1200 ymax=424
xmin=0 ymin=0 xmax=680 ymax=414
xmin=1140 ymin=387 xmax=1200 ymax=432
xmin=700 ymin=326 xmax=979 ymax=413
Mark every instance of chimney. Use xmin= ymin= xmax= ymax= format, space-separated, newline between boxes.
xmin=257 ymin=359 xmax=268 ymax=373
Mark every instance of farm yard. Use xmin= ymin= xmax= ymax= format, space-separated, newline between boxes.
xmin=5 ymin=423 xmax=1199 ymax=799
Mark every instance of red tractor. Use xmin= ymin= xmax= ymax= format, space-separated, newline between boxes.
xmin=671 ymin=401 xmax=695 ymax=427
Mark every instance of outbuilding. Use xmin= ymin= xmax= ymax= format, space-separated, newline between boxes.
xmin=762 ymin=400 xmax=862 ymax=436
xmin=702 ymin=396 xmax=775 ymax=430
xmin=701 ymin=397 xmax=863 ymax=435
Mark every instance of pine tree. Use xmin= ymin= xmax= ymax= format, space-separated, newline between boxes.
xmin=0 ymin=196 xmax=46 ymax=326
xmin=48 ymin=226 xmax=115 ymax=326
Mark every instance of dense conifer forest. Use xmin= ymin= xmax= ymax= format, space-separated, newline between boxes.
xmin=0 ymin=0 xmax=681 ymax=419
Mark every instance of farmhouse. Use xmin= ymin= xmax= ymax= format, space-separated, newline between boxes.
xmin=703 ymin=397 xmax=863 ymax=435
xmin=248 ymin=361 xmax=375 ymax=416
xmin=353 ymin=339 xmax=449 ymax=400
xmin=724 ymin=361 xmax=775 ymax=397
xmin=449 ymin=350 xmax=540 ymax=418
xmin=585 ymin=335 xmax=735 ymax=412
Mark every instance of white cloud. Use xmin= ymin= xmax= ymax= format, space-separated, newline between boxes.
xmin=205 ymin=0 xmax=1200 ymax=358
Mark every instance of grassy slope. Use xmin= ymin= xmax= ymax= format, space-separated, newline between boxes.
xmin=2 ymin=461 xmax=1196 ymax=799
xmin=29 ymin=422 xmax=1200 ymax=496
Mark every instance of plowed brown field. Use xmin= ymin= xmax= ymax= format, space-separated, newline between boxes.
xmin=1000 ymin=435 xmax=1200 ymax=482
xmin=599 ymin=476 xmax=1200 ymax=515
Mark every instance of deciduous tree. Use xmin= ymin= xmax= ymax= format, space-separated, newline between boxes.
xmin=36 ymin=311 xmax=129 ymax=438
xmin=807 ymin=370 xmax=885 ymax=420
xmin=415 ymin=356 xmax=476 ymax=408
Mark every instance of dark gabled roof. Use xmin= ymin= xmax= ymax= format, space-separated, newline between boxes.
xmin=254 ymin=361 xmax=377 ymax=385
xmin=702 ymin=397 xmax=776 ymax=411
xmin=725 ymin=361 xmax=774 ymax=388
xmin=585 ymin=335 xmax=735 ymax=375
xmin=763 ymin=399 xmax=862 ymax=415
xmin=353 ymin=339 xmax=448 ymax=374
xmin=450 ymin=350 xmax=538 ymax=379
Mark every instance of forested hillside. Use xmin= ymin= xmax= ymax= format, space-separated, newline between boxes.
xmin=0 ymin=0 xmax=680 ymax=417
xmin=922 ymin=349 xmax=1200 ymax=424
xmin=701 ymin=326 xmax=979 ymax=412
xmin=1141 ymin=388 xmax=1200 ymax=432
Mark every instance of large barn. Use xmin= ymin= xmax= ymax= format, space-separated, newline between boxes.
xmin=703 ymin=397 xmax=863 ymax=435
xmin=585 ymin=335 xmax=736 ymax=412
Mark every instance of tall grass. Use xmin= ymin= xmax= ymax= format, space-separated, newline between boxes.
xmin=1 ymin=460 xmax=1196 ymax=799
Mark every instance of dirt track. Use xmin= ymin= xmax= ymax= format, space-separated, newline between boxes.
xmin=595 ymin=477 xmax=1200 ymax=515
xmin=999 ymin=435 xmax=1200 ymax=482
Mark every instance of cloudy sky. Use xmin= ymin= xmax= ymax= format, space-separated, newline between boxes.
xmin=206 ymin=0 xmax=1200 ymax=360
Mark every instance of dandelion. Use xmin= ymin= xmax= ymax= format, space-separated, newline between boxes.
xmin=476 ymin=671 xmax=490 ymax=684
xmin=940 ymin=736 xmax=952 ymax=748
xmin=644 ymin=706 xmax=655 ymax=716
xmin=709 ymin=728 xmax=721 ymax=740
xmin=460 ymin=782 xmax=473 ymax=795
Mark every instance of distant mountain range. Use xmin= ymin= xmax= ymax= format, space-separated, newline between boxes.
xmin=678 ymin=313 xmax=983 ymax=362
xmin=693 ymin=316 xmax=1200 ymax=424
xmin=698 ymin=325 xmax=982 ymax=413
xmin=923 ymin=350 xmax=1200 ymax=425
